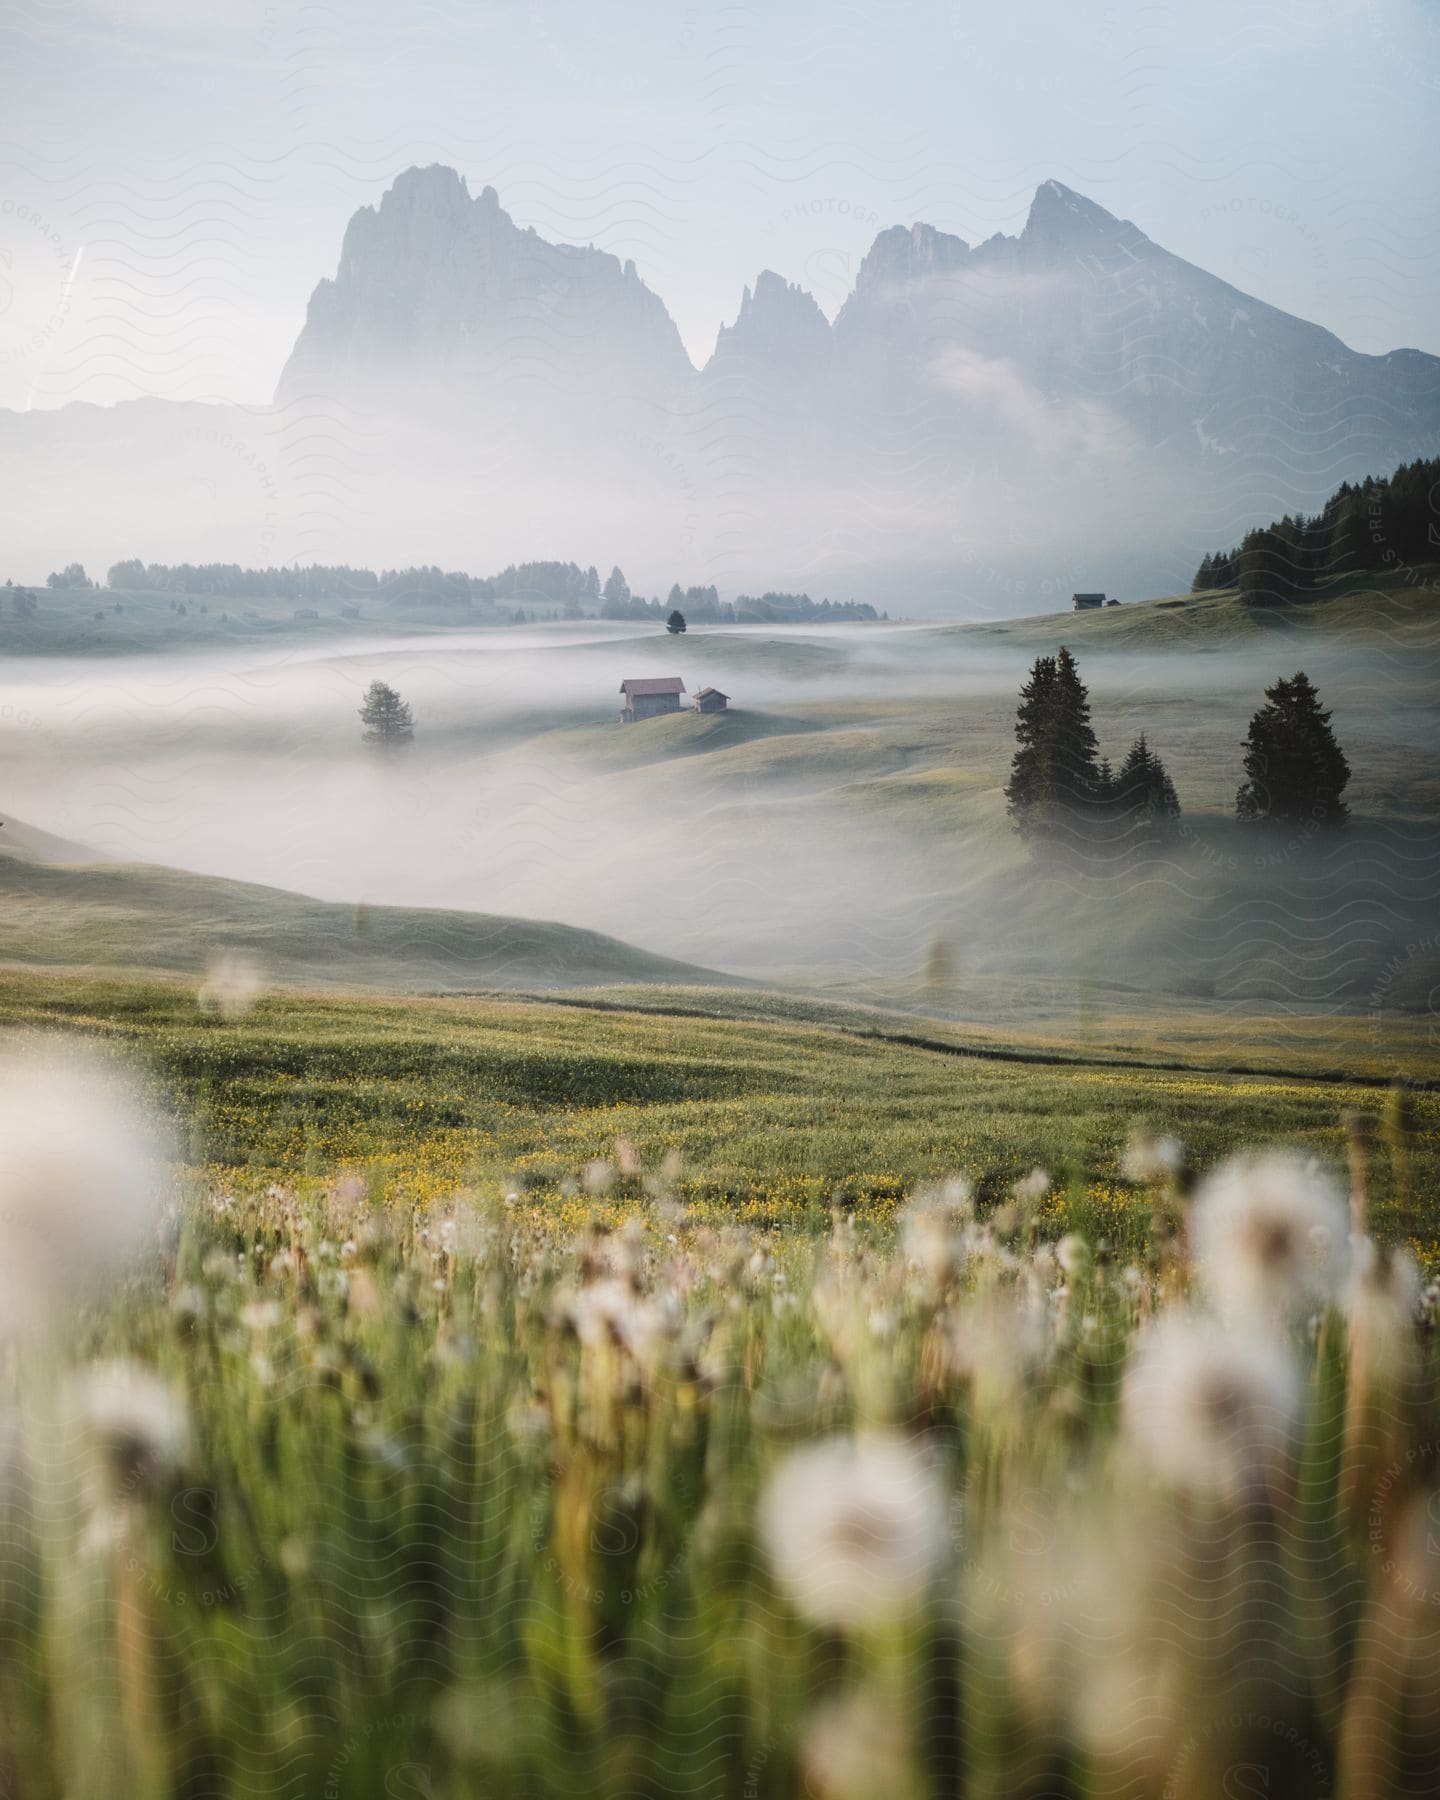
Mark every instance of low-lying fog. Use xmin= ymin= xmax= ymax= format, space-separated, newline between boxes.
xmin=4 ymin=620 xmax=1438 ymax=1016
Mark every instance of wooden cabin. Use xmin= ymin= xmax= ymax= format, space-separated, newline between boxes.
xmin=1072 ymin=592 xmax=1106 ymax=611
xmin=694 ymin=687 xmax=729 ymax=714
xmin=620 ymin=676 xmax=685 ymax=722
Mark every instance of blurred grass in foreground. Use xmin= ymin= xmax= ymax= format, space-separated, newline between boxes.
xmin=1 ymin=974 xmax=1438 ymax=1796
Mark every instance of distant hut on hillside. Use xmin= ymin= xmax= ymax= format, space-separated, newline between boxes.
xmin=620 ymin=676 xmax=685 ymax=722
xmin=694 ymin=687 xmax=729 ymax=714
xmin=1072 ymin=592 xmax=1106 ymax=611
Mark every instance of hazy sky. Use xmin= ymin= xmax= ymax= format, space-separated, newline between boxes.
xmin=1 ymin=0 xmax=1437 ymax=411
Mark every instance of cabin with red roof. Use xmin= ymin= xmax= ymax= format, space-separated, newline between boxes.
xmin=620 ymin=676 xmax=685 ymax=722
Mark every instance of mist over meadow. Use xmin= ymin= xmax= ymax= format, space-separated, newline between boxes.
xmin=4 ymin=614 xmax=1437 ymax=1039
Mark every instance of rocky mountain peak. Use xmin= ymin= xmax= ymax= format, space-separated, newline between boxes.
xmin=851 ymin=221 xmax=972 ymax=297
xmin=383 ymin=162 xmax=473 ymax=212
xmin=277 ymin=164 xmax=691 ymax=403
xmin=709 ymin=270 xmax=831 ymax=373
xmin=1018 ymin=179 xmax=1142 ymax=266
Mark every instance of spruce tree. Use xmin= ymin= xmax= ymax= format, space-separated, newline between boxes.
xmin=358 ymin=680 xmax=415 ymax=748
xmin=1049 ymin=647 xmax=1103 ymax=812
xmin=1112 ymin=733 xmax=1180 ymax=831
xmin=666 ymin=609 xmax=687 ymax=635
xmin=1004 ymin=653 xmax=1058 ymax=832
xmin=600 ymin=567 xmax=631 ymax=618
xmin=1005 ymin=648 xmax=1105 ymax=842
xmin=1235 ymin=671 xmax=1349 ymax=826
xmin=1237 ymin=526 xmax=1290 ymax=607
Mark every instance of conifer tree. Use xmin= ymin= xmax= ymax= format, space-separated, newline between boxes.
xmin=1004 ymin=653 xmax=1058 ymax=832
xmin=1236 ymin=671 xmax=1349 ymax=826
xmin=600 ymin=567 xmax=631 ymax=618
xmin=1237 ymin=525 xmax=1292 ymax=606
xmin=1048 ymin=647 xmax=1103 ymax=811
xmin=1112 ymin=732 xmax=1180 ymax=831
xmin=1005 ymin=647 xmax=1104 ymax=841
xmin=358 ymin=680 xmax=415 ymax=748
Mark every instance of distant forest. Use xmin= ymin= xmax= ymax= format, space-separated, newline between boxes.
xmin=1192 ymin=456 xmax=1439 ymax=602
xmin=99 ymin=559 xmax=882 ymax=624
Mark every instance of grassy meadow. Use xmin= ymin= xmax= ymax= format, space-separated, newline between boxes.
xmin=1 ymin=970 xmax=1439 ymax=1796
xmin=2 ymin=571 xmax=1438 ymax=1796
xmin=0 ymin=967 xmax=1435 ymax=1254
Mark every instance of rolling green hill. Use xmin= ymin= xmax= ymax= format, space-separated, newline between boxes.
xmin=538 ymin=705 xmax=818 ymax=771
xmin=958 ymin=565 xmax=1440 ymax=653
xmin=0 ymin=830 xmax=733 ymax=993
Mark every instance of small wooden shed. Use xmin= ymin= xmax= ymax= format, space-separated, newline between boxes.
xmin=694 ymin=687 xmax=729 ymax=714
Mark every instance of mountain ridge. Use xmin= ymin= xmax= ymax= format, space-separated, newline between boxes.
xmin=281 ymin=168 xmax=1439 ymax=387
xmin=4 ymin=166 xmax=1438 ymax=614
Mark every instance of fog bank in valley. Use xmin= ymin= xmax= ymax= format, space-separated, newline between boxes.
xmin=4 ymin=618 xmax=1438 ymax=1040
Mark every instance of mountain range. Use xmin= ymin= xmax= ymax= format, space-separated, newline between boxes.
xmin=5 ymin=166 xmax=1438 ymax=612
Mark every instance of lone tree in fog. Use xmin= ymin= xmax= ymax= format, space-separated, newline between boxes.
xmin=1235 ymin=671 xmax=1349 ymax=827
xmin=358 ymin=679 xmax=415 ymax=749
xmin=666 ymin=608 xmax=687 ymax=635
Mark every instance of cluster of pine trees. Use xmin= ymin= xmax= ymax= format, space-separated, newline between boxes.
xmin=101 ymin=558 xmax=884 ymax=624
xmin=44 ymin=562 xmax=97 ymax=590
xmin=599 ymin=570 xmax=879 ymax=624
xmin=1006 ymin=651 xmax=1351 ymax=850
xmin=1005 ymin=649 xmax=1179 ymax=850
xmin=1192 ymin=455 xmax=1439 ymax=604
xmin=103 ymin=559 xmax=600 ymax=610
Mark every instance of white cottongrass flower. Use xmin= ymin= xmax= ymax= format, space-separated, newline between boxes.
xmin=758 ymin=1433 xmax=948 ymax=1630
xmin=582 ymin=1158 xmax=614 ymax=1195
xmin=1055 ymin=1233 xmax=1089 ymax=1278
xmin=197 ymin=951 xmax=264 ymax=1020
xmin=241 ymin=1299 xmax=284 ymax=1334
xmin=939 ymin=1289 xmax=1049 ymax=1415
xmin=0 ymin=1038 xmax=169 ymax=1339
xmin=1120 ymin=1128 xmax=1184 ymax=1184
xmin=1191 ymin=1152 xmax=1350 ymax=1327
xmin=899 ymin=1178 xmax=973 ymax=1299
xmin=800 ymin=1687 xmax=916 ymax=1799
xmin=1121 ymin=1313 xmax=1302 ymax=1501
xmin=79 ymin=1360 xmax=190 ymax=1510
